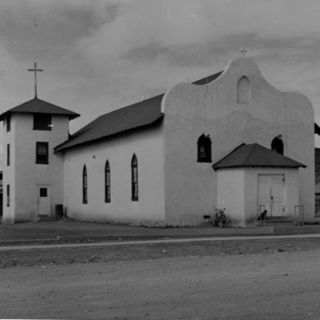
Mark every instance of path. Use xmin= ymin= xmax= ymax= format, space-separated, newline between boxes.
xmin=1 ymin=233 xmax=320 ymax=251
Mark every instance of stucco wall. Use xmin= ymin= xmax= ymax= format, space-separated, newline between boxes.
xmin=216 ymin=169 xmax=245 ymax=226
xmin=162 ymin=57 xmax=314 ymax=225
xmin=62 ymin=124 xmax=165 ymax=224
xmin=244 ymin=168 xmax=300 ymax=224
xmin=2 ymin=116 xmax=16 ymax=223
xmin=2 ymin=113 xmax=69 ymax=222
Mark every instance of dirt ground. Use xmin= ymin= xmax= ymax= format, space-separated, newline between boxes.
xmin=1 ymin=238 xmax=320 ymax=319
xmin=0 ymin=237 xmax=320 ymax=268
xmin=1 ymin=245 xmax=320 ymax=319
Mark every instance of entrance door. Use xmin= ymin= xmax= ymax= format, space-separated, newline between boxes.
xmin=258 ymin=174 xmax=285 ymax=216
xmin=37 ymin=186 xmax=51 ymax=216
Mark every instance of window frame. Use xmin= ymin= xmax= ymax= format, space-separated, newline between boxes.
xmin=271 ymin=136 xmax=284 ymax=155
xmin=6 ymin=115 xmax=11 ymax=132
xmin=7 ymin=144 xmax=10 ymax=166
xmin=6 ymin=184 xmax=10 ymax=207
xmin=197 ymin=134 xmax=212 ymax=163
xmin=82 ymin=165 xmax=88 ymax=204
xmin=105 ymin=160 xmax=111 ymax=203
xmin=131 ymin=154 xmax=138 ymax=201
xmin=33 ymin=113 xmax=52 ymax=131
xmin=36 ymin=142 xmax=49 ymax=164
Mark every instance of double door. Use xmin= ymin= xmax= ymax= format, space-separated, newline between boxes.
xmin=258 ymin=174 xmax=285 ymax=216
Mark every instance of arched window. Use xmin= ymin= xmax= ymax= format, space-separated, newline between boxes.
xmin=105 ymin=160 xmax=111 ymax=203
xmin=131 ymin=154 xmax=138 ymax=201
xmin=237 ymin=76 xmax=250 ymax=104
xmin=271 ymin=135 xmax=284 ymax=155
xmin=197 ymin=134 xmax=212 ymax=162
xmin=82 ymin=165 xmax=88 ymax=204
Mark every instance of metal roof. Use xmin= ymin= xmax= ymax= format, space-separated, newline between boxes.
xmin=55 ymin=71 xmax=223 ymax=152
xmin=0 ymin=98 xmax=80 ymax=120
xmin=213 ymin=143 xmax=306 ymax=170
xmin=55 ymin=94 xmax=164 ymax=152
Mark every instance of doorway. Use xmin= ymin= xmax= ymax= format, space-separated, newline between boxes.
xmin=37 ymin=185 xmax=51 ymax=216
xmin=258 ymin=174 xmax=285 ymax=216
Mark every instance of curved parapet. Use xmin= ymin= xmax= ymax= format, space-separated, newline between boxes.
xmin=161 ymin=56 xmax=314 ymax=119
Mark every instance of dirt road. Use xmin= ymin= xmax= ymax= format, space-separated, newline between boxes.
xmin=2 ymin=248 xmax=320 ymax=319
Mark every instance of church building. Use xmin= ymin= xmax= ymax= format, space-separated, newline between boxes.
xmin=0 ymin=57 xmax=315 ymax=226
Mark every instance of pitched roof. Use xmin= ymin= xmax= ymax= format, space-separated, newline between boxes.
xmin=55 ymin=94 xmax=164 ymax=152
xmin=213 ymin=143 xmax=306 ymax=170
xmin=55 ymin=70 xmax=223 ymax=152
xmin=0 ymin=98 xmax=80 ymax=120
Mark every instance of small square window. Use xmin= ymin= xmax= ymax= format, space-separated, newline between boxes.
xmin=36 ymin=142 xmax=49 ymax=164
xmin=40 ymin=188 xmax=47 ymax=197
xmin=33 ymin=114 xmax=52 ymax=131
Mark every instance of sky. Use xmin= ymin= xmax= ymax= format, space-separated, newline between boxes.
xmin=0 ymin=0 xmax=320 ymax=140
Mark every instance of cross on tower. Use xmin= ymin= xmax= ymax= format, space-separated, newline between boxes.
xmin=28 ymin=62 xmax=43 ymax=98
xmin=240 ymin=48 xmax=248 ymax=57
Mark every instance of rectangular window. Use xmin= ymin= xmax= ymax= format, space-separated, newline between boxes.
xmin=36 ymin=142 xmax=49 ymax=164
xmin=7 ymin=144 xmax=10 ymax=166
xmin=40 ymin=188 xmax=47 ymax=197
xmin=33 ymin=114 xmax=52 ymax=131
xmin=6 ymin=184 xmax=10 ymax=207
xmin=6 ymin=115 xmax=11 ymax=132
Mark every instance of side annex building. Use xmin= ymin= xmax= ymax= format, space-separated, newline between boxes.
xmin=0 ymin=57 xmax=315 ymax=226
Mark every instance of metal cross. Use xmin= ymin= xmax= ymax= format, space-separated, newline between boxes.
xmin=240 ymin=48 xmax=248 ymax=57
xmin=28 ymin=62 xmax=43 ymax=98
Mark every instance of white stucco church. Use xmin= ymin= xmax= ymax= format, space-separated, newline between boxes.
xmin=0 ymin=56 xmax=315 ymax=226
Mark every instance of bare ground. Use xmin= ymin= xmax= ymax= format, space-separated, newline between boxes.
xmin=1 ymin=245 xmax=320 ymax=319
xmin=1 ymin=237 xmax=320 ymax=269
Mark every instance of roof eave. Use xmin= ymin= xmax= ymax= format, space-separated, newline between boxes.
xmin=213 ymin=164 xmax=306 ymax=171
xmin=54 ymin=114 xmax=164 ymax=153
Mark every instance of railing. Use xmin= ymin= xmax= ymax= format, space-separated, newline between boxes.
xmin=256 ymin=204 xmax=267 ymax=226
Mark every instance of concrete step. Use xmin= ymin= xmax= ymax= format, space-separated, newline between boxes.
xmin=257 ymin=215 xmax=294 ymax=226
xmin=38 ymin=215 xmax=57 ymax=222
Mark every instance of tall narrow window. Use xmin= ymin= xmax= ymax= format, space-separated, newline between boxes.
xmin=271 ymin=135 xmax=284 ymax=155
xmin=36 ymin=142 xmax=49 ymax=164
xmin=83 ymin=165 xmax=87 ymax=204
xmin=105 ymin=160 xmax=111 ymax=203
xmin=197 ymin=134 xmax=212 ymax=162
xmin=6 ymin=184 xmax=10 ymax=207
xmin=237 ymin=76 xmax=250 ymax=104
xmin=131 ymin=154 xmax=138 ymax=201
xmin=7 ymin=144 xmax=10 ymax=166
xmin=6 ymin=115 xmax=11 ymax=132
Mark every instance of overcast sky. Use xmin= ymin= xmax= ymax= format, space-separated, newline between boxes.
xmin=0 ymin=0 xmax=320 ymax=137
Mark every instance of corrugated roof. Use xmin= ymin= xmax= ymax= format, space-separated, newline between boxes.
xmin=213 ymin=143 xmax=306 ymax=170
xmin=55 ymin=70 xmax=223 ymax=152
xmin=0 ymin=98 xmax=80 ymax=120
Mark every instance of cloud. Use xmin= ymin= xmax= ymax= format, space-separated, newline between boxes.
xmin=0 ymin=0 xmax=320 ymax=134
xmin=0 ymin=0 xmax=124 ymax=61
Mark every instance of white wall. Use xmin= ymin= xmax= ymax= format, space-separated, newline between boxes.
xmin=2 ymin=113 xmax=69 ymax=222
xmin=244 ymin=168 xmax=300 ymax=224
xmin=216 ymin=167 xmax=300 ymax=226
xmin=62 ymin=124 xmax=165 ymax=224
xmin=217 ymin=169 xmax=245 ymax=226
xmin=162 ymin=57 xmax=314 ymax=225
xmin=2 ymin=116 xmax=15 ymax=223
